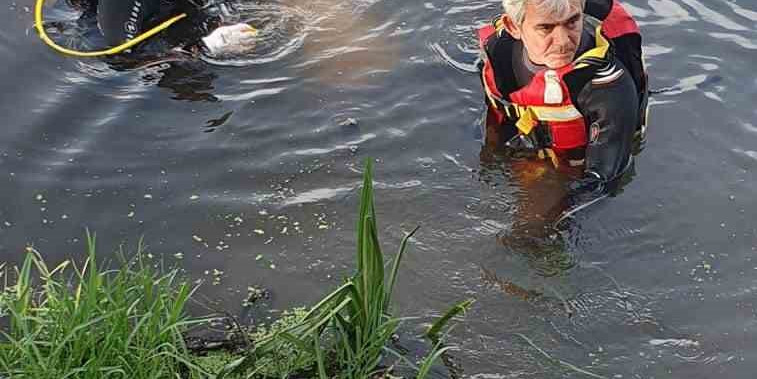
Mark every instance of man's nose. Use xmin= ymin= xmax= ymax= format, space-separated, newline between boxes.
xmin=552 ymin=26 xmax=572 ymax=47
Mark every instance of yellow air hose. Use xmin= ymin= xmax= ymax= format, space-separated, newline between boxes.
xmin=34 ymin=0 xmax=187 ymax=57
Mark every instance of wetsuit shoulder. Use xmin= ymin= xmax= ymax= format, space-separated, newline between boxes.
xmin=483 ymin=32 xmax=520 ymax=100
xmin=584 ymin=0 xmax=613 ymax=20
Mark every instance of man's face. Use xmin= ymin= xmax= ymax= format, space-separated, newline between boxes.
xmin=506 ymin=1 xmax=584 ymax=69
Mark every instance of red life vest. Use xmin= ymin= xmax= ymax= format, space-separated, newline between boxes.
xmin=478 ymin=0 xmax=641 ymax=155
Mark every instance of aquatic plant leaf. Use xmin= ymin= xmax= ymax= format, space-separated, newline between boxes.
xmin=426 ymin=298 xmax=476 ymax=342
xmin=386 ymin=225 xmax=420 ymax=310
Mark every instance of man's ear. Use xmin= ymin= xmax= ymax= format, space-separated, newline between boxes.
xmin=501 ymin=16 xmax=522 ymax=40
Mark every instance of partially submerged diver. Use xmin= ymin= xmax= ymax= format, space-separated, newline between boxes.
xmin=67 ymin=0 xmax=258 ymax=57
xmin=478 ymin=0 xmax=648 ymax=225
xmin=477 ymin=0 xmax=649 ymax=276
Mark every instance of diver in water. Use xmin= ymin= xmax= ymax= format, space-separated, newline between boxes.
xmin=478 ymin=0 xmax=648 ymax=224
xmin=477 ymin=0 xmax=648 ymax=275
xmin=67 ymin=0 xmax=258 ymax=57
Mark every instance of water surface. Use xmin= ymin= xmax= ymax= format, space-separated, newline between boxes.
xmin=1 ymin=0 xmax=757 ymax=377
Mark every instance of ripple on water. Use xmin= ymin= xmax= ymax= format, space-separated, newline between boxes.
xmin=708 ymin=32 xmax=757 ymax=50
xmin=731 ymin=148 xmax=757 ymax=162
xmin=680 ymin=0 xmax=750 ymax=31
xmin=645 ymin=0 xmax=697 ymax=26
xmin=201 ymin=3 xmax=310 ymax=67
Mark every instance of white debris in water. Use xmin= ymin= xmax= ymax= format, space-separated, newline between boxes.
xmin=192 ymin=235 xmax=204 ymax=243
xmin=127 ymin=211 xmax=135 ymax=218
xmin=649 ymin=338 xmax=700 ymax=348
xmin=174 ymin=252 xmax=184 ymax=259
xmin=190 ymin=195 xmax=200 ymax=200
xmin=144 ymin=194 xmax=153 ymax=200
xmin=3 ymin=221 xmax=11 ymax=227
xmin=35 ymin=194 xmax=43 ymax=201
xmin=254 ymin=229 xmax=265 ymax=235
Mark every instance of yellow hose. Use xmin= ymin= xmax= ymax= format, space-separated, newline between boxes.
xmin=34 ymin=0 xmax=187 ymax=57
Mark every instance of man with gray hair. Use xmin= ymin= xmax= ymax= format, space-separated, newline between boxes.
xmin=478 ymin=0 xmax=648 ymax=195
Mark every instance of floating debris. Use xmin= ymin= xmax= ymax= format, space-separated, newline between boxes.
xmin=338 ymin=117 xmax=358 ymax=127
xmin=127 ymin=211 xmax=135 ymax=218
xmin=254 ymin=229 xmax=265 ymax=235
xmin=242 ymin=286 xmax=268 ymax=307
xmin=192 ymin=235 xmax=204 ymax=243
xmin=144 ymin=194 xmax=153 ymax=200
xmin=190 ymin=195 xmax=200 ymax=200
xmin=173 ymin=252 xmax=184 ymax=259
xmin=649 ymin=338 xmax=700 ymax=348
xmin=211 ymin=269 xmax=224 ymax=286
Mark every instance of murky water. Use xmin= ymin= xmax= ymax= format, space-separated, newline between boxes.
xmin=2 ymin=0 xmax=757 ymax=377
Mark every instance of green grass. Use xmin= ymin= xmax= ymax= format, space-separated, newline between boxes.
xmin=221 ymin=161 xmax=469 ymax=379
xmin=0 ymin=234 xmax=208 ymax=379
xmin=0 ymin=161 xmax=470 ymax=378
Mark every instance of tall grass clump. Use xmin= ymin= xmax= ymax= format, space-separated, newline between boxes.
xmin=0 ymin=234 xmax=207 ymax=379
xmin=222 ymin=161 xmax=470 ymax=378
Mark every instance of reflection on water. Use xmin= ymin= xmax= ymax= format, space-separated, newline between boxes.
xmin=3 ymin=0 xmax=757 ymax=377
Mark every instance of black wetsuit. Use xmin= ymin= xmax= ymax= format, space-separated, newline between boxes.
xmin=71 ymin=0 xmax=225 ymax=52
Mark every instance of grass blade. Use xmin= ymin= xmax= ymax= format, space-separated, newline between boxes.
xmin=426 ymin=298 xmax=476 ymax=341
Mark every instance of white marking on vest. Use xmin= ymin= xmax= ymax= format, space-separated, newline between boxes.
xmin=531 ymin=106 xmax=582 ymax=121
xmin=544 ymin=70 xmax=563 ymax=104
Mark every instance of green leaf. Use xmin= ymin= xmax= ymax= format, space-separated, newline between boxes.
xmin=426 ymin=298 xmax=476 ymax=341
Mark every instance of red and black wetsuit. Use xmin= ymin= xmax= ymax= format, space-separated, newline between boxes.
xmin=478 ymin=0 xmax=648 ymax=193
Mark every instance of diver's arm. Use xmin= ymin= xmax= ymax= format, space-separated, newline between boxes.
xmin=575 ymin=59 xmax=639 ymax=192
xmin=548 ymin=59 xmax=639 ymax=226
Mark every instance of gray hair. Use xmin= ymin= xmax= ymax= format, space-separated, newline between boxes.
xmin=502 ymin=0 xmax=585 ymax=25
